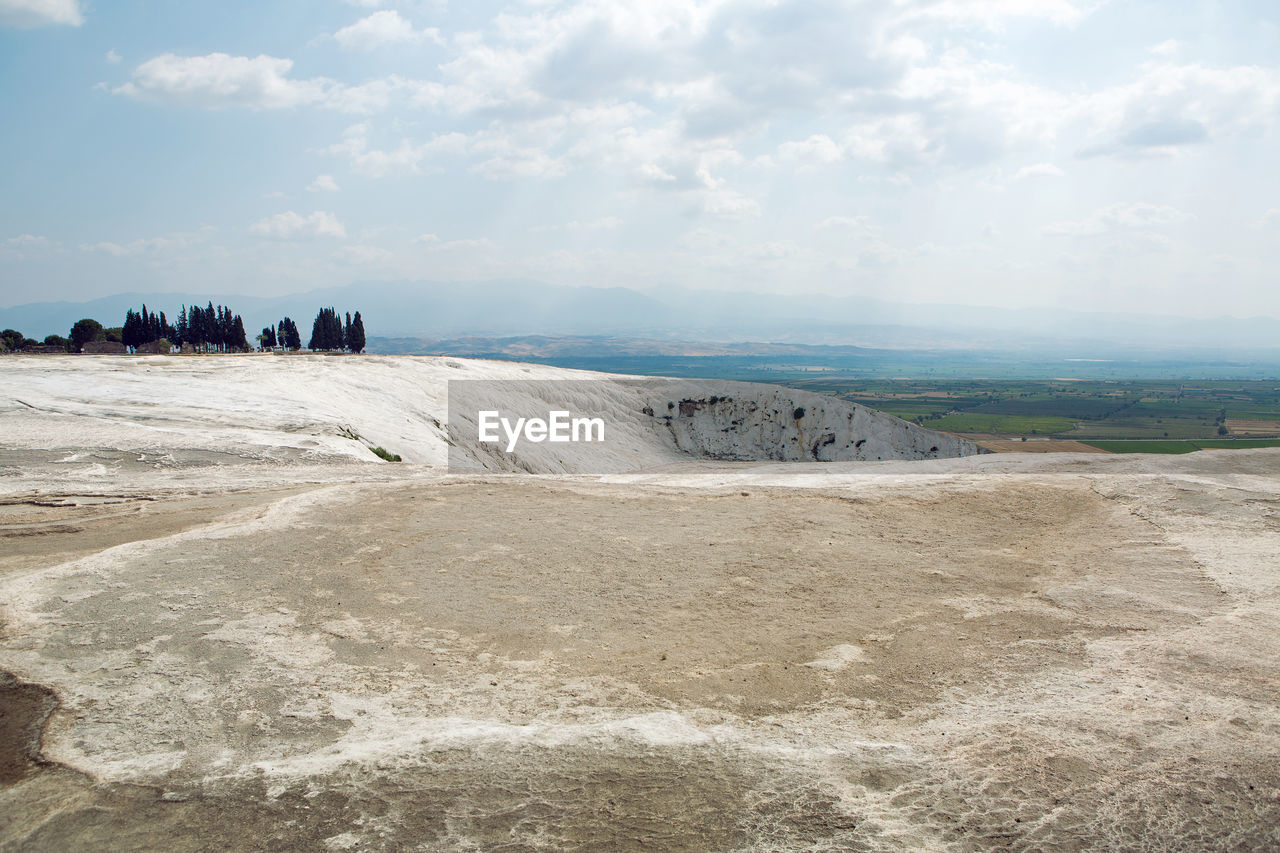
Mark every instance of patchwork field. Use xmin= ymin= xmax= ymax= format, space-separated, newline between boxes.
xmin=790 ymin=378 xmax=1280 ymax=444
xmin=973 ymin=440 xmax=1108 ymax=454
xmin=1226 ymin=418 xmax=1280 ymax=436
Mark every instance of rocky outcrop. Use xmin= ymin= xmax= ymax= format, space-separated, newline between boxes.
xmin=639 ymin=381 xmax=980 ymax=463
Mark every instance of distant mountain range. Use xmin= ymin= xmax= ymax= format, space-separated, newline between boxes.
xmin=3 ymin=278 xmax=1279 ymax=354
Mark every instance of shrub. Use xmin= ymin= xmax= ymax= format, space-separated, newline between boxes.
xmin=370 ymin=446 xmax=401 ymax=462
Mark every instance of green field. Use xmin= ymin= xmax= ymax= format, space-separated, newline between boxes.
xmin=786 ymin=378 xmax=1280 ymax=442
xmin=1081 ymin=441 xmax=1201 ymax=454
xmin=1082 ymin=439 xmax=1280 ymax=454
xmin=1187 ymin=439 xmax=1280 ymax=449
xmin=923 ymin=413 xmax=1077 ymax=434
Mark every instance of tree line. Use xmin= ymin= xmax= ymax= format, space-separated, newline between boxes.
xmin=307 ymin=307 xmax=365 ymax=352
xmin=2 ymin=305 xmax=367 ymax=354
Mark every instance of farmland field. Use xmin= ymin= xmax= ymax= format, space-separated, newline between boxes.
xmin=1080 ymin=440 xmax=1201 ymax=454
xmin=775 ymin=378 xmax=1280 ymax=443
xmin=923 ymin=413 xmax=1076 ymax=434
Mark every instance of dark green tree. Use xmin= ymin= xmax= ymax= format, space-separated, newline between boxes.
xmin=122 ymin=309 xmax=141 ymax=348
xmin=278 ymin=317 xmax=301 ymax=350
xmin=69 ymin=318 xmax=104 ymax=352
xmin=205 ymin=302 xmax=217 ymax=351
xmin=186 ymin=305 xmax=200 ymax=350
xmin=1 ymin=329 xmax=24 ymax=351
xmin=309 ymin=307 xmax=345 ymax=350
xmin=43 ymin=334 xmax=70 ymax=351
xmin=230 ymin=315 xmax=249 ymax=352
xmin=173 ymin=306 xmax=188 ymax=348
xmin=347 ymin=311 xmax=366 ymax=353
xmin=308 ymin=311 xmax=322 ymax=350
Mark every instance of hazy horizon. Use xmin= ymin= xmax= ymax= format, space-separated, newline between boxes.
xmin=3 ymin=1 xmax=1279 ymax=321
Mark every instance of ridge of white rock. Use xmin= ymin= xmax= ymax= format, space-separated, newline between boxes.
xmin=0 ymin=355 xmax=982 ymax=474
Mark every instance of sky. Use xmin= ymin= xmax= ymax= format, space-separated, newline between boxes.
xmin=1 ymin=0 xmax=1278 ymax=319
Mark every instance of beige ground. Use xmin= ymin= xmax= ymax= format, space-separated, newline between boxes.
xmin=3 ymin=448 xmax=1280 ymax=851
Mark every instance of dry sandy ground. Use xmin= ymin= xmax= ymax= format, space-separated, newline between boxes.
xmin=2 ymin=447 xmax=1279 ymax=851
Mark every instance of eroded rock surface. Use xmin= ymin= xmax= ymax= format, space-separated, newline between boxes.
xmin=2 ymin=452 xmax=1279 ymax=850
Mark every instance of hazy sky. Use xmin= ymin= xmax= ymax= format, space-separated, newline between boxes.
xmin=1 ymin=0 xmax=1278 ymax=317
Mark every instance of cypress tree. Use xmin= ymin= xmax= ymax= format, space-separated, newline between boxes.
xmin=348 ymin=311 xmax=366 ymax=353
xmin=309 ymin=307 xmax=345 ymax=350
xmin=122 ymin=309 xmax=138 ymax=349
xmin=230 ymin=315 xmax=249 ymax=352
xmin=278 ymin=317 xmax=301 ymax=350
xmin=309 ymin=311 xmax=323 ymax=351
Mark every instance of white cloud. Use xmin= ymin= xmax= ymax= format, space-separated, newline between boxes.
xmin=250 ymin=211 xmax=347 ymax=239
xmin=1077 ymin=61 xmax=1280 ymax=156
xmin=777 ymin=134 xmax=843 ymax=166
xmin=0 ymin=233 xmax=57 ymax=259
xmin=307 ymin=174 xmax=341 ymax=192
xmin=1260 ymin=209 xmax=1280 ymax=229
xmin=333 ymin=10 xmax=441 ymax=51
xmin=896 ymin=0 xmax=1101 ymax=29
xmin=115 ymin=53 xmax=395 ymax=113
xmin=532 ymin=216 xmax=622 ymax=233
xmin=1149 ymin=39 xmax=1182 ymax=58
xmin=325 ymin=123 xmax=468 ymax=176
xmin=0 ymin=0 xmax=83 ymax=28
xmin=80 ymin=241 xmax=133 ymax=257
xmin=335 ymin=244 xmax=393 ymax=265
xmin=1043 ymin=202 xmax=1191 ymax=237
xmin=816 ymin=216 xmax=871 ymax=231
xmin=4 ymin=233 xmax=51 ymax=248
xmin=1014 ymin=162 xmax=1064 ymax=180
xmin=76 ymin=228 xmax=219 ymax=262
xmin=421 ymin=237 xmax=497 ymax=252
xmin=699 ymin=188 xmax=760 ymax=220
xmin=472 ymin=148 xmax=566 ymax=180
xmin=106 ymin=49 xmax=121 ymax=64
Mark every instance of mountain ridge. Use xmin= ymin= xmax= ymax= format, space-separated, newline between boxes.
xmin=3 ymin=278 xmax=1279 ymax=352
